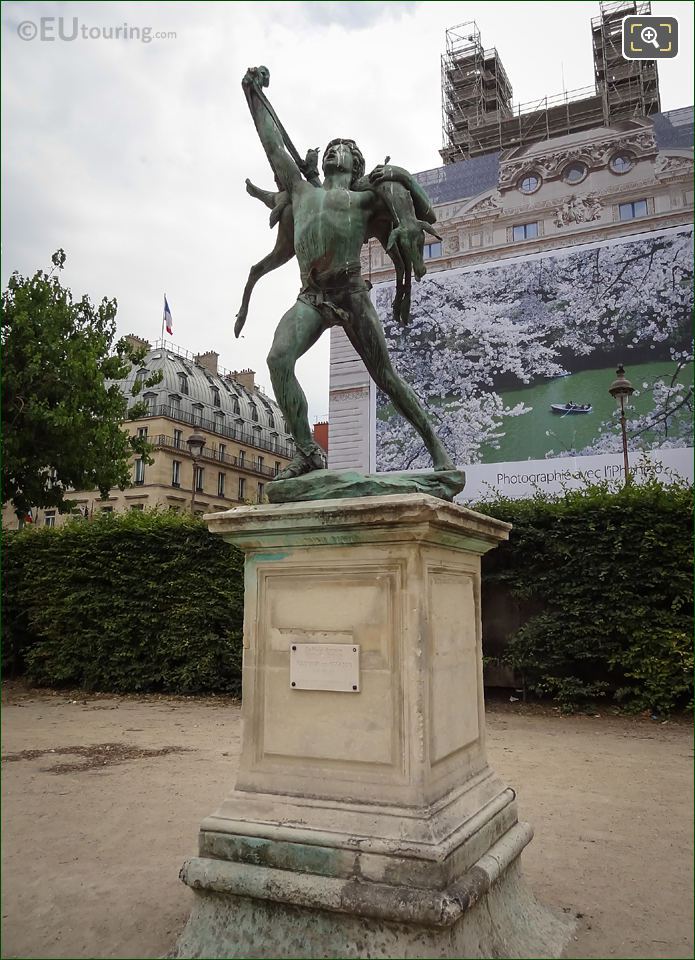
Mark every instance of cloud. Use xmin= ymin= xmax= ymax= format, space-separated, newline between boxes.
xmin=290 ymin=1 xmax=420 ymax=29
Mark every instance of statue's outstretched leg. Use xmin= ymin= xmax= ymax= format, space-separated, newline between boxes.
xmin=267 ymin=299 xmax=327 ymax=479
xmin=344 ymin=293 xmax=454 ymax=471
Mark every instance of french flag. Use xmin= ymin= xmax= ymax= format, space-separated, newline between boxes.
xmin=163 ymin=295 xmax=173 ymax=336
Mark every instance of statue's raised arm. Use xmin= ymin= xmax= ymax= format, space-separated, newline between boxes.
xmin=242 ymin=66 xmax=308 ymax=194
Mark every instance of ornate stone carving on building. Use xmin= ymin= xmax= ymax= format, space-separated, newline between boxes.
xmin=553 ymin=194 xmax=602 ymax=228
xmin=443 ymin=233 xmax=460 ymax=254
xmin=499 ymin=128 xmax=658 ymax=191
xmin=655 ymin=153 xmax=694 ymax=178
xmin=465 ymin=192 xmax=503 ymax=218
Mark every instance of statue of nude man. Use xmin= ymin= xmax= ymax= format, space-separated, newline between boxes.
xmin=240 ymin=66 xmax=454 ymax=481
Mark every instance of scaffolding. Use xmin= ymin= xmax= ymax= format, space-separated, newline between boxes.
xmin=592 ymin=0 xmax=660 ymax=123
xmin=440 ymin=22 xmax=513 ymax=164
xmin=440 ymin=2 xmax=661 ymax=164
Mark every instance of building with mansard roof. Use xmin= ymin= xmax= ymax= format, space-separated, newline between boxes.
xmin=3 ymin=337 xmax=297 ymax=528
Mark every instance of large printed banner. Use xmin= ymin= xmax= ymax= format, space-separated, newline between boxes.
xmin=374 ymin=226 xmax=693 ymax=486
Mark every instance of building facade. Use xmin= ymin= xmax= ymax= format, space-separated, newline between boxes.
xmin=328 ymin=5 xmax=693 ymax=477
xmin=3 ymin=337 xmax=296 ymax=528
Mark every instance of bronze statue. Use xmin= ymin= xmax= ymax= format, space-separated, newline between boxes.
xmin=237 ymin=65 xmax=454 ymax=483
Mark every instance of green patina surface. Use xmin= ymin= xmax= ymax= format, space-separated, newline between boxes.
xmin=203 ymin=833 xmax=339 ymax=878
xmin=266 ymin=468 xmax=466 ymax=503
xmin=238 ymin=65 xmax=454 ymax=494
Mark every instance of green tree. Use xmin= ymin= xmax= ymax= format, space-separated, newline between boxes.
xmin=2 ymin=250 xmax=160 ymax=518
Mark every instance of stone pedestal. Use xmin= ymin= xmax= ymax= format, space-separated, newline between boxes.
xmin=173 ymin=495 xmax=572 ymax=959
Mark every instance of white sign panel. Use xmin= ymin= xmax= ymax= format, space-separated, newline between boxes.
xmin=290 ymin=643 xmax=360 ymax=693
xmin=457 ymin=448 xmax=693 ymax=503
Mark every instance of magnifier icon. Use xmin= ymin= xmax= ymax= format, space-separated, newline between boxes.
xmin=640 ymin=26 xmax=660 ymax=49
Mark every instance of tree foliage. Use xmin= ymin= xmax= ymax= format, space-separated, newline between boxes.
xmin=478 ymin=478 xmax=693 ymax=715
xmin=1 ymin=251 xmax=159 ymax=517
xmin=2 ymin=510 xmax=244 ymax=693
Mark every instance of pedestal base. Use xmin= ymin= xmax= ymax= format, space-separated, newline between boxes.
xmin=172 ymin=857 xmax=573 ymax=959
xmin=172 ymin=497 xmax=573 ymax=959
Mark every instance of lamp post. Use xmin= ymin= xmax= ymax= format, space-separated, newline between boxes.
xmin=187 ymin=431 xmax=206 ymax=513
xmin=608 ymin=364 xmax=634 ymax=486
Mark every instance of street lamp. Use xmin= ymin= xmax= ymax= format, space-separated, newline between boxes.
xmin=608 ymin=364 xmax=634 ymax=486
xmin=187 ymin=431 xmax=206 ymax=513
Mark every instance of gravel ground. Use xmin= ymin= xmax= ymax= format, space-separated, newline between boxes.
xmin=1 ymin=685 xmax=692 ymax=960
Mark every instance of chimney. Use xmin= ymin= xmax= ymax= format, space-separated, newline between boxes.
xmin=195 ymin=350 xmax=219 ymax=376
xmin=312 ymin=421 xmax=329 ymax=453
xmin=230 ymin=368 xmax=255 ymax=392
xmin=123 ymin=334 xmax=151 ymax=353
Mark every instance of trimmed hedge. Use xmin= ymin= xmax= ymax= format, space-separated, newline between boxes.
xmin=2 ymin=510 xmax=244 ymax=694
xmin=3 ymin=481 xmax=692 ymax=713
xmin=478 ymin=478 xmax=693 ymax=714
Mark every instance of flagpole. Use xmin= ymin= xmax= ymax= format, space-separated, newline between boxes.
xmin=161 ymin=293 xmax=166 ymax=344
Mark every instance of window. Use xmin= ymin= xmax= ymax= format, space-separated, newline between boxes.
xmin=169 ymin=395 xmax=181 ymax=412
xmin=194 ymin=465 xmax=204 ymax=491
xmin=239 ymin=450 xmax=246 ymax=466
xmin=130 ymin=503 xmax=144 ymax=511
xmin=268 ymin=412 xmax=275 ymax=429
xmin=233 ymin=397 xmax=240 ymax=415
xmin=101 ymin=506 xmax=113 ymax=513
xmin=423 ymin=241 xmax=442 ymax=260
xmin=132 ymin=369 xmax=148 ymax=394
xmin=134 ymin=458 xmax=145 ymax=484
xmin=218 ymin=443 xmax=227 ymax=461
xmin=250 ymin=402 xmax=259 ymax=422
xmin=619 ymin=199 xmax=648 ymax=221
xmin=257 ymin=483 xmax=265 ymax=502
xmin=518 ymin=174 xmax=541 ymax=194
xmin=274 ymin=461 xmax=281 ymax=476
xmin=238 ymin=477 xmax=246 ymax=500
xmin=211 ymin=387 xmax=220 ymax=407
xmin=173 ymin=429 xmax=183 ymax=449
xmin=214 ymin=410 xmax=225 ymax=429
xmin=178 ymin=373 xmax=189 ymax=394
xmin=142 ymin=392 xmax=156 ymax=413
xmin=44 ymin=511 xmax=56 ymax=527
xmin=610 ymin=152 xmax=633 ymax=174
xmin=217 ymin=472 xmax=226 ymax=497
xmin=137 ymin=426 xmax=148 ymax=438
xmin=172 ymin=460 xmax=181 ymax=487
xmin=192 ymin=403 xmax=203 ymax=425
xmin=512 ymin=222 xmax=538 ymax=242
xmin=562 ymin=161 xmax=587 ymax=184
xmin=257 ymin=455 xmax=264 ymax=470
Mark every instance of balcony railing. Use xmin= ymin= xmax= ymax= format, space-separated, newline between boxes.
xmin=152 ymin=434 xmax=281 ymax=478
xmin=137 ymin=403 xmax=294 ymax=459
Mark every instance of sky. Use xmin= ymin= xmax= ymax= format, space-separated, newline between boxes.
xmin=2 ymin=0 xmax=693 ymax=422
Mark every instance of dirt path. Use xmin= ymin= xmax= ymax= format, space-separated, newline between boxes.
xmin=1 ymin=687 xmax=692 ymax=959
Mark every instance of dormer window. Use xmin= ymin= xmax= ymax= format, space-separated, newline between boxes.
xmin=233 ymin=396 xmax=240 ymax=415
xmin=178 ymin=372 xmax=189 ymax=395
xmin=250 ymin=402 xmax=259 ymax=422
xmin=610 ymin=152 xmax=634 ymax=175
xmin=211 ymin=387 xmax=221 ymax=407
xmin=518 ymin=173 xmax=541 ymax=195
xmin=268 ymin=412 xmax=275 ymax=429
xmin=132 ymin=369 xmax=148 ymax=395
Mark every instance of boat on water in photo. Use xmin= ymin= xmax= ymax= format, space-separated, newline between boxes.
xmin=551 ymin=402 xmax=593 ymax=415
